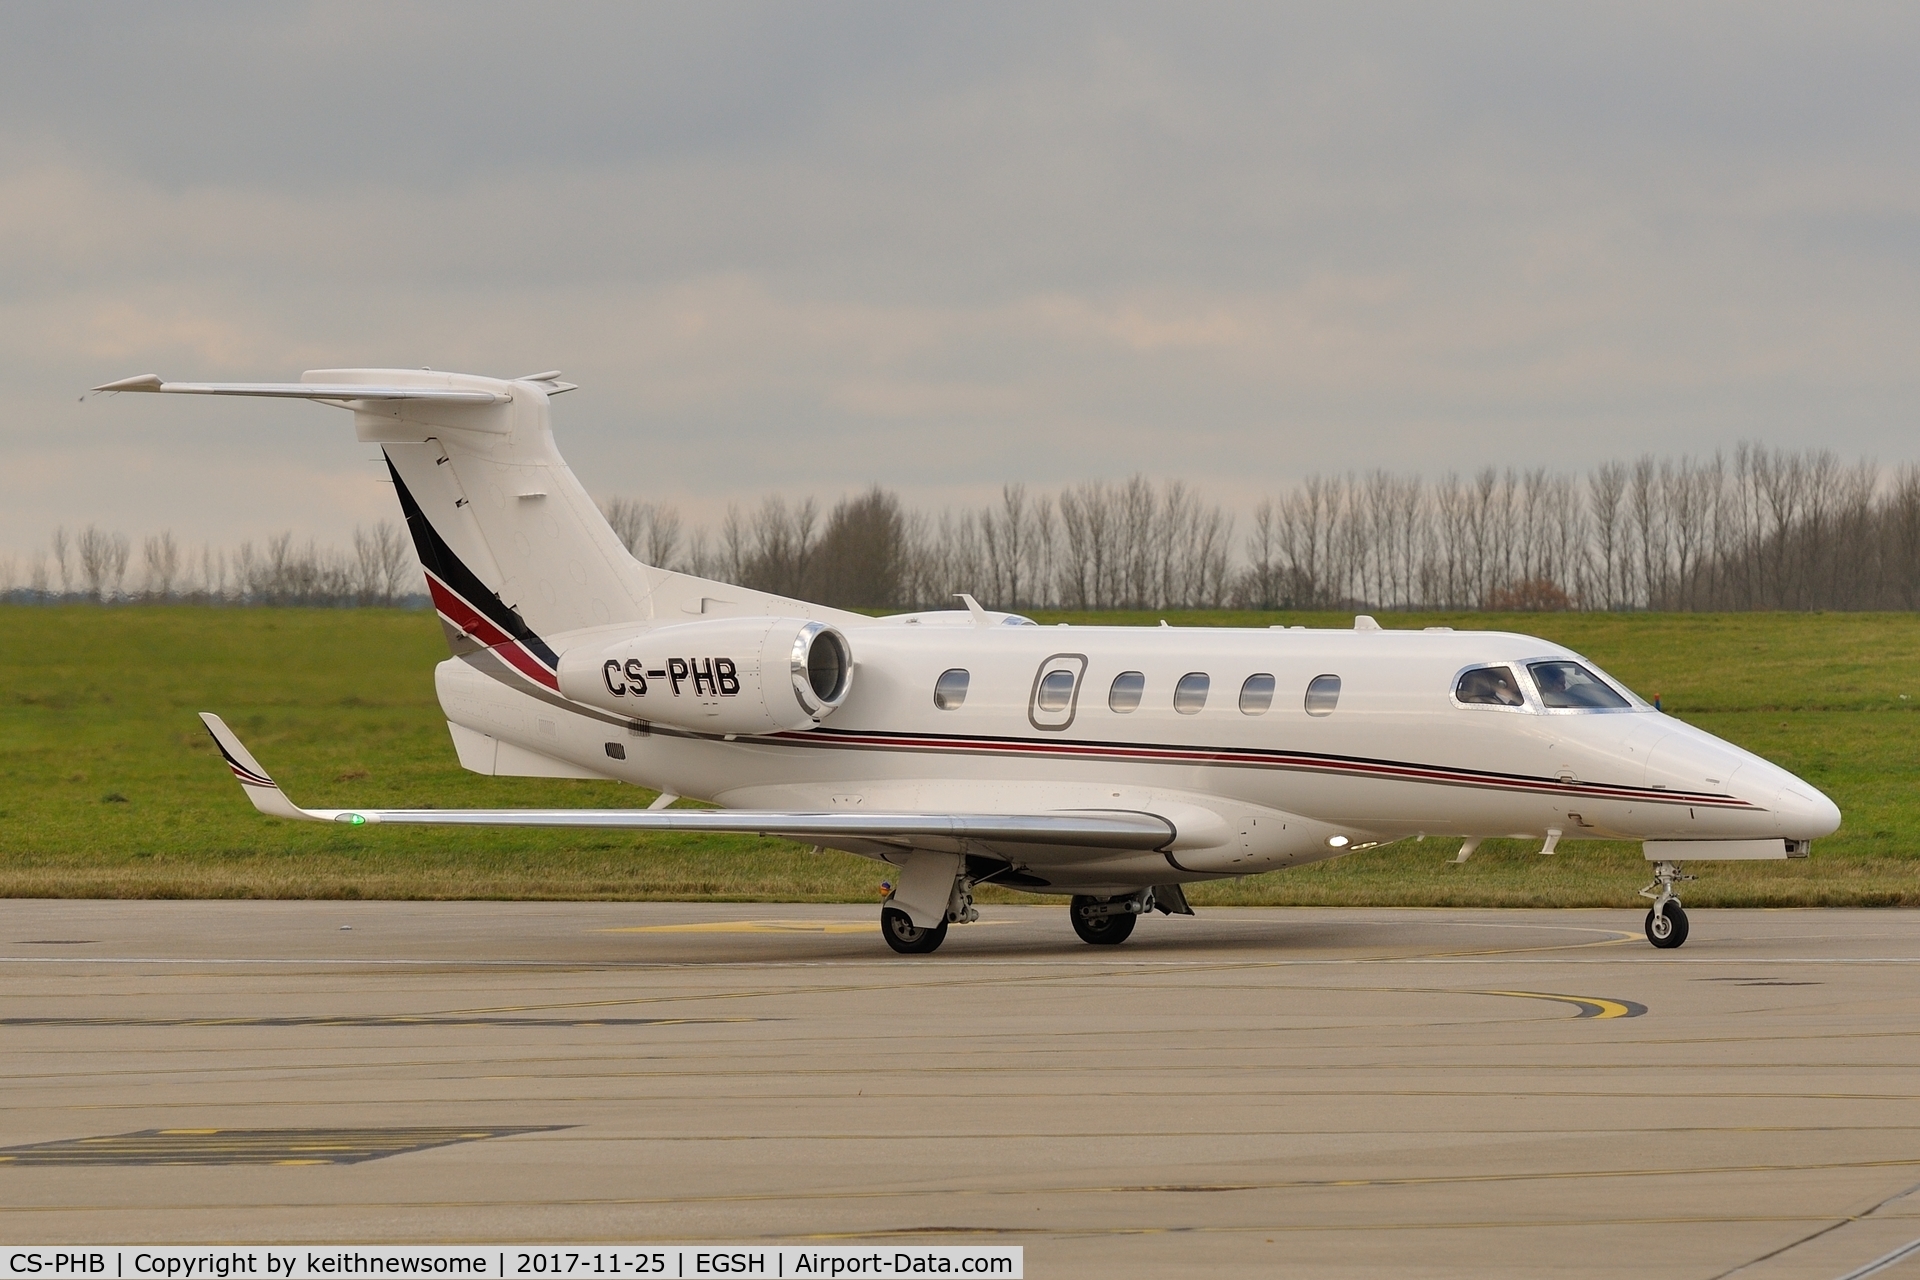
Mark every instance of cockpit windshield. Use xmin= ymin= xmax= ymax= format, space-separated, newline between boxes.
xmin=1528 ymin=660 xmax=1631 ymax=710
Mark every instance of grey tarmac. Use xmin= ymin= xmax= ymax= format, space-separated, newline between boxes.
xmin=3 ymin=901 xmax=1919 ymax=1280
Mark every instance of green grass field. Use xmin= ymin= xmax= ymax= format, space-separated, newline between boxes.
xmin=2 ymin=604 xmax=1915 ymax=906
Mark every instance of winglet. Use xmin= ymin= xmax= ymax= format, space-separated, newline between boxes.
xmin=197 ymin=713 xmax=319 ymax=822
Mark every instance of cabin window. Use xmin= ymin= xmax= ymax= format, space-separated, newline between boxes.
xmin=1304 ymin=674 xmax=1341 ymax=716
xmin=1109 ymin=671 xmax=1145 ymax=712
xmin=1528 ymin=660 xmax=1631 ymax=710
xmin=934 ymin=668 xmax=970 ymax=710
xmin=1036 ymin=669 xmax=1076 ymax=712
xmin=1174 ymin=672 xmax=1210 ymax=714
xmin=1239 ymin=673 xmax=1276 ymax=715
xmin=1455 ymin=666 xmax=1524 ymax=707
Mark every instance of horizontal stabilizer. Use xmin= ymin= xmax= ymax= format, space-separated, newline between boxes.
xmin=94 ymin=375 xmax=509 ymax=405
xmin=198 ymin=713 xmax=1175 ymax=850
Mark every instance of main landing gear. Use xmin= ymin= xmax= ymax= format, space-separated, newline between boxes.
xmin=880 ymin=905 xmax=948 ymax=955
xmin=1070 ymin=893 xmax=1143 ymax=945
xmin=879 ymin=868 xmax=1194 ymax=955
xmin=1639 ymin=860 xmax=1694 ymax=949
xmin=879 ymin=870 xmax=976 ymax=956
xmin=1068 ymin=887 xmax=1192 ymax=945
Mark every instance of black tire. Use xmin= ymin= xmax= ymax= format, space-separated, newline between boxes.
xmin=881 ymin=906 xmax=949 ymax=955
xmin=1070 ymin=896 xmax=1138 ymax=945
xmin=1645 ymin=901 xmax=1689 ymax=949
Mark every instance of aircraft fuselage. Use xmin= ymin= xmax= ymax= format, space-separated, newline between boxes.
xmin=437 ymin=617 xmax=1837 ymax=893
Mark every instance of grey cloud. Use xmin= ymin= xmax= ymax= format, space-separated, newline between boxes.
xmin=3 ymin=2 xmax=1918 ymax=555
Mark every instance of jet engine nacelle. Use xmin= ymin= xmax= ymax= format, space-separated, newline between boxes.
xmin=557 ymin=617 xmax=853 ymax=734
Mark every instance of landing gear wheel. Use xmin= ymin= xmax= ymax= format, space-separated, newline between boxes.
xmin=881 ymin=906 xmax=949 ymax=955
xmin=1645 ymin=901 xmax=1689 ymax=949
xmin=1070 ymin=896 xmax=1138 ymax=945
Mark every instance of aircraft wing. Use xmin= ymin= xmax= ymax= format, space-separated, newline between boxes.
xmin=198 ymin=714 xmax=1175 ymax=851
xmin=93 ymin=374 xmax=511 ymax=404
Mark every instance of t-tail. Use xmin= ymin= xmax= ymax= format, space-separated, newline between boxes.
xmin=93 ymin=369 xmax=854 ymax=689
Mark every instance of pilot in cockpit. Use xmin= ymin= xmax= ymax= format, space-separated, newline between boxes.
xmin=1455 ymin=665 xmax=1526 ymax=707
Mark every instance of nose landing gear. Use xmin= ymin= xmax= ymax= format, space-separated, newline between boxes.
xmin=1640 ymin=860 xmax=1694 ymax=949
xmin=1645 ymin=900 xmax=1689 ymax=948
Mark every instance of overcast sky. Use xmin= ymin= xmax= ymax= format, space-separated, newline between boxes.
xmin=4 ymin=2 xmax=1917 ymax=556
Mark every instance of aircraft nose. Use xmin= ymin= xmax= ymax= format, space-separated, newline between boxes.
xmin=1736 ymin=755 xmax=1842 ymax=838
xmin=1772 ymin=781 xmax=1842 ymax=839
xmin=1643 ymin=720 xmax=1840 ymax=841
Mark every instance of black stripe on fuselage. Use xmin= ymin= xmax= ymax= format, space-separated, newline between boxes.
xmin=760 ymin=725 xmax=1752 ymax=810
xmin=385 ymin=452 xmax=559 ymax=668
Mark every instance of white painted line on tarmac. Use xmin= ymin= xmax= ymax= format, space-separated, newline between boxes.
xmin=1833 ymin=1235 xmax=1920 ymax=1280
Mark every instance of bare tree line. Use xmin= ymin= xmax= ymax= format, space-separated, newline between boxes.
xmin=9 ymin=446 xmax=1917 ymax=613
xmin=1232 ymin=448 xmax=1920 ymax=612
xmin=605 ymin=480 xmax=1235 ymax=612
xmin=606 ymin=446 xmax=1920 ymax=613
xmin=1 ymin=521 xmax=417 ymax=605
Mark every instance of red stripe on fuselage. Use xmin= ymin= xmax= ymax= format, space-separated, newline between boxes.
xmin=425 ymin=573 xmax=559 ymax=690
xmin=762 ymin=728 xmax=1756 ymax=811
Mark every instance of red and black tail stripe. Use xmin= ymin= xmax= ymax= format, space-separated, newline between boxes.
xmin=387 ymin=453 xmax=560 ymax=690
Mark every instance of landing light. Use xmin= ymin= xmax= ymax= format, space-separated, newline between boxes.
xmin=1326 ymin=835 xmax=1350 ymax=848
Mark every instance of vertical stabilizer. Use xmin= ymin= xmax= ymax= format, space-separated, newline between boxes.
xmin=91 ymin=367 xmax=866 ymax=684
xmin=330 ymin=370 xmax=657 ymax=660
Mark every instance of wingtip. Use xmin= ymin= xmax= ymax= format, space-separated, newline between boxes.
xmin=93 ymin=374 xmax=164 ymax=393
xmin=197 ymin=711 xmax=313 ymax=821
xmin=198 ymin=712 xmax=276 ymax=787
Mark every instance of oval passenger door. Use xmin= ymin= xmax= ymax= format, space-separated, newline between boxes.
xmin=1028 ymin=654 xmax=1088 ymax=731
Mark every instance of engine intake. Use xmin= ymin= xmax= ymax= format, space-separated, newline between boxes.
xmin=557 ymin=617 xmax=854 ymax=735
xmin=792 ymin=621 xmax=851 ymax=717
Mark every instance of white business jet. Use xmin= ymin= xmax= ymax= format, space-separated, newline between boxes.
xmin=97 ymin=368 xmax=1841 ymax=953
